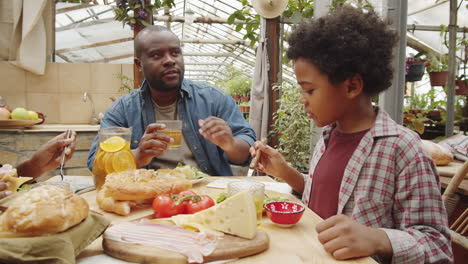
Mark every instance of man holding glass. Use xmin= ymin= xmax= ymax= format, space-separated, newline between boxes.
xmin=87 ymin=25 xmax=255 ymax=176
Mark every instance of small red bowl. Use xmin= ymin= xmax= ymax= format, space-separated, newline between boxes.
xmin=264 ymin=201 xmax=305 ymax=228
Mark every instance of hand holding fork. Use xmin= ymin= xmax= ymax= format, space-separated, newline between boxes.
xmin=59 ymin=129 xmax=73 ymax=180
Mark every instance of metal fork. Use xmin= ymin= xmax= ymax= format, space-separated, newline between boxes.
xmin=247 ymin=138 xmax=267 ymax=178
xmin=59 ymin=129 xmax=72 ymax=181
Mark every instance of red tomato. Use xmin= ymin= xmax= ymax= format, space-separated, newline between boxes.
xmin=185 ymin=195 xmax=215 ymax=214
xmin=177 ymin=190 xmax=198 ymax=214
xmin=178 ymin=190 xmax=197 ymax=197
xmin=152 ymin=194 xmax=185 ymax=218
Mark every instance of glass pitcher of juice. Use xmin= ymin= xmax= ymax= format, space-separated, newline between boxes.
xmin=92 ymin=126 xmax=136 ymax=190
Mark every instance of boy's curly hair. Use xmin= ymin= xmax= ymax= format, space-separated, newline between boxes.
xmin=287 ymin=5 xmax=398 ymax=96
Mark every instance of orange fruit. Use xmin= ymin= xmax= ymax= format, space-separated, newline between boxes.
xmin=94 ymin=150 xmax=105 ymax=168
xmin=112 ymin=149 xmax=136 ymax=172
xmin=103 ymin=152 xmax=115 ymax=174
xmin=100 ymin=136 xmax=126 ymax=153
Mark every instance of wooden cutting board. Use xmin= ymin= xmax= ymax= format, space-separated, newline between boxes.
xmin=103 ymin=229 xmax=269 ymax=264
xmin=438 ymin=162 xmax=467 ymax=178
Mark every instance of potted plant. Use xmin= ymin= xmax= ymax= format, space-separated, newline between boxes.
xmin=404 ymin=88 xmax=446 ymax=134
xmin=426 ymin=55 xmax=449 ymax=86
xmin=215 ymin=65 xmax=251 ymax=102
xmin=456 ymin=74 xmax=468 ymax=95
xmin=455 ymin=34 xmax=468 ymax=95
xmin=113 ymin=0 xmax=175 ymax=29
xmin=238 ymin=101 xmax=250 ymax=113
xmin=405 ymin=52 xmax=427 ymax=82
xmin=271 ymin=83 xmax=313 ymax=172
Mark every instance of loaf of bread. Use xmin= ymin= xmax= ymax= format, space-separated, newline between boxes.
xmin=96 ymin=169 xmax=192 ymax=216
xmin=0 ymin=185 xmax=89 ymax=237
xmin=421 ymin=140 xmax=454 ymax=166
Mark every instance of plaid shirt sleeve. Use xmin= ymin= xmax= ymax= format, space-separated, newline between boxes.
xmin=379 ymin=140 xmax=452 ymax=264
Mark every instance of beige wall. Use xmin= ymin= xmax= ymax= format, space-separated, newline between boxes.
xmin=0 ymin=62 xmax=134 ymax=124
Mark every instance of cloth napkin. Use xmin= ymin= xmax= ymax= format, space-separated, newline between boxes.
xmin=0 ymin=192 xmax=109 ymax=264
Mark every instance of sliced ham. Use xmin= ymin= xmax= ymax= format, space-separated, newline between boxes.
xmin=104 ymin=220 xmax=217 ymax=263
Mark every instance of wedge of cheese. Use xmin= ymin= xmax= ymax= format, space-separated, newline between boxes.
xmin=2 ymin=175 xmax=32 ymax=193
xmin=0 ymin=166 xmax=32 ymax=193
xmin=172 ymin=190 xmax=257 ymax=239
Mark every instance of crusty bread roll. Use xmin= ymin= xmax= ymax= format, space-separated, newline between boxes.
xmin=421 ymin=140 xmax=454 ymax=166
xmin=96 ymin=186 xmax=132 ymax=216
xmin=96 ymin=169 xmax=192 ymax=216
xmin=0 ymin=185 xmax=89 ymax=237
xmin=104 ymin=169 xmax=192 ymax=201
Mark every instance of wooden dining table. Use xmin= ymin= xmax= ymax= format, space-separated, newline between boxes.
xmin=75 ymin=176 xmax=377 ymax=264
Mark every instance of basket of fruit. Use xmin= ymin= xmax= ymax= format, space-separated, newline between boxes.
xmin=0 ymin=104 xmax=44 ymax=128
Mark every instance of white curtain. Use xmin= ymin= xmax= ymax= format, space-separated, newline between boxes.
xmin=0 ymin=0 xmax=53 ymax=75
xmin=249 ymin=18 xmax=270 ymax=140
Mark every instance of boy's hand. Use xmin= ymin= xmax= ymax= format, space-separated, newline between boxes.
xmin=249 ymin=141 xmax=288 ymax=179
xmin=316 ymin=214 xmax=393 ymax=260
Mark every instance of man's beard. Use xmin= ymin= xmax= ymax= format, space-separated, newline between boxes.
xmin=147 ymin=77 xmax=182 ymax=92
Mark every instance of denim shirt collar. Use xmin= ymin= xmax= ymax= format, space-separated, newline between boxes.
xmin=138 ymin=79 xmax=191 ymax=127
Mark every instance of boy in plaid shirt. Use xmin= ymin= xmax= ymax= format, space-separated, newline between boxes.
xmin=251 ymin=5 xmax=452 ymax=264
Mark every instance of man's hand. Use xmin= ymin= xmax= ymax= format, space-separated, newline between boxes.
xmin=17 ymin=131 xmax=77 ymax=178
xmin=198 ymin=117 xmax=250 ymax=164
xmin=132 ymin=123 xmax=173 ymax=167
xmin=316 ymin=214 xmax=393 ymax=260
xmin=198 ymin=117 xmax=235 ymax=151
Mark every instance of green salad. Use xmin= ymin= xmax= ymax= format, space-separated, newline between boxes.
xmin=215 ymin=192 xmax=289 ymax=205
xmin=176 ymin=163 xmax=209 ymax=179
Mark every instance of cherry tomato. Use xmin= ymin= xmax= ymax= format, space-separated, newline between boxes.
xmin=177 ymin=190 xmax=198 ymax=214
xmin=185 ymin=195 xmax=215 ymax=214
xmin=152 ymin=194 xmax=185 ymax=218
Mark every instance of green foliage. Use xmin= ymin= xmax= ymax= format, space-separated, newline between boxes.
xmin=116 ymin=73 xmax=133 ymax=94
xmin=215 ymin=65 xmax=251 ymax=96
xmin=426 ymin=54 xmax=449 ymax=72
xmin=113 ymin=0 xmax=175 ymax=28
xmin=227 ymin=0 xmax=315 ymax=48
xmin=227 ymin=3 xmax=261 ymax=47
xmin=56 ymin=0 xmax=94 ymax=3
xmin=271 ymin=83 xmax=313 ymax=172
xmin=228 ymin=1 xmax=373 ymax=53
xmin=404 ymin=87 xmax=446 ymax=112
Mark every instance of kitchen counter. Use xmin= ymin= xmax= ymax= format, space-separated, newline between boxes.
xmin=0 ymin=125 xmax=98 ymax=178
xmin=0 ymin=124 xmax=100 ymax=132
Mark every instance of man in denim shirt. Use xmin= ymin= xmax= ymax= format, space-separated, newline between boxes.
xmin=87 ymin=25 xmax=255 ymax=176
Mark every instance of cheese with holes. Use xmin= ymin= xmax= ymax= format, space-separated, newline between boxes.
xmin=172 ymin=190 xmax=257 ymax=239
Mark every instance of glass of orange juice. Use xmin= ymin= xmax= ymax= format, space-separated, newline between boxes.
xmin=158 ymin=120 xmax=182 ymax=148
xmin=92 ymin=126 xmax=136 ymax=190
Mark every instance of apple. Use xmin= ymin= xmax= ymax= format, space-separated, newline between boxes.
xmin=11 ymin=108 xmax=30 ymax=120
xmin=0 ymin=107 xmax=10 ymax=120
xmin=28 ymin=110 xmax=38 ymax=120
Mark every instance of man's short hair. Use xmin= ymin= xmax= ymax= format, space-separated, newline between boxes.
xmin=134 ymin=25 xmax=176 ymax=58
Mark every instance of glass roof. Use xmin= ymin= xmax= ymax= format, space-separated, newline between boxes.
xmin=55 ymin=0 xmax=467 ymax=86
